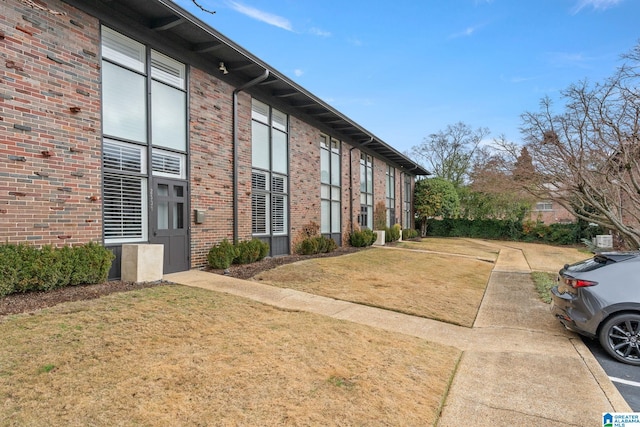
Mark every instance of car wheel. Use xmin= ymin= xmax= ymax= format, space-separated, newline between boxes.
xmin=598 ymin=313 xmax=640 ymax=366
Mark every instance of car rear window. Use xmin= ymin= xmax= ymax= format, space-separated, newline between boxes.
xmin=565 ymin=255 xmax=616 ymax=273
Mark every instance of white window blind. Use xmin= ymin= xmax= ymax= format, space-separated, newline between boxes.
xmin=251 ymin=99 xmax=269 ymax=123
xmin=272 ymin=108 xmax=287 ymax=131
xmin=103 ymin=174 xmax=147 ymax=243
xmin=101 ymin=26 xmax=145 ymax=73
xmin=252 ymin=171 xmax=269 ymax=234
xmin=272 ymin=194 xmax=287 ymax=234
xmin=152 ymin=149 xmax=184 ymax=178
xmin=151 ymin=50 xmax=185 ymax=89
xmin=103 ymin=140 xmax=145 ymax=173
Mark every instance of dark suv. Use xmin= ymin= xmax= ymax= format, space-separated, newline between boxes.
xmin=551 ymin=252 xmax=640 ymax=365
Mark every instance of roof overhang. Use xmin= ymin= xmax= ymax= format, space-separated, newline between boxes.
xmin=62 ymin=0 xmax=430 ymax=175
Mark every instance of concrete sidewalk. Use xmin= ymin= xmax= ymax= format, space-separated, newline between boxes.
xmin=165 ymin=246 xmax=631 ymax=426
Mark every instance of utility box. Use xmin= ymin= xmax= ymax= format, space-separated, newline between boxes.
xmin=121 ymin=244 xmax=164 ymax=283
xmin=194 ymin=209 xmax=205 ymax=224
xmin=373 ymin=230 xmax=385 ymax=246
xmin=595 ymin=235 xmax=613 ymax=249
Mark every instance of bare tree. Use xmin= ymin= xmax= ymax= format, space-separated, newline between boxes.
xmin=411 ymin=122 xmax=489 ymax=188
xmin=521 ymin=43 xmax=640 ymax=248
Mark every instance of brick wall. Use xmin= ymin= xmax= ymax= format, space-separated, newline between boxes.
xmin=341 ymin=142 xmax=357 ymax=242
xmin=289 ymin=116 xmax=321 ymax=242
xmin=0 ymin=0 xmax=102 ymax=246
xmin=235 ymin=91 xmax=253 ymax=242
xmin=188 ymin=67 xmax=236 ymax=267
xmin=372 ymin=155 xmax=386 ymax=228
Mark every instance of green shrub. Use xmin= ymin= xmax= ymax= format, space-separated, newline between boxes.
xmin=0 ymin=242 xmax=114 ymax=297
xmin=235 ymin=239 xmax=269 ymax=265
xmin=317 ymin=236 xmax=338 ymax=253
xmin=402 ymin=229 xmax=419 ymax=239
xmin=349 ymin=229 xmax=376 ymax=247
xmin=257 ymin=239 xmax=269 ymax=260
xmin=70 ymin=242 xmax=115 ymax=285
xmin=295 ymin=237 xmax=319 ymax=255
xmin=0 ymin=244 xmax=20 ymax=297
xmin=208 ymin=239 xmax=238 ymax=269
xmin=385 ymin=224 xmax=401 ymax=242
xmin=295 ymin=235 xmax=338 ymax=255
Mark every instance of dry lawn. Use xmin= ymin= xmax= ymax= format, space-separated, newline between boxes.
xmin=396 ymin=237 xmax=500 ymax=260
xmin=398 ymin=237 xmax=589 ymax=272
xmin=0 ymin=285 xmax=460 ymax=427
xmin=496 ymin=241 xmax=590 ymax=272
xmin=254 ymin=247 xmax=493 ymax=327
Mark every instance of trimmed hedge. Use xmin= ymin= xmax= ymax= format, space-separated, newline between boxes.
xmin=385 ymin=224 xmax=402 ymax=243
xmin=235 ymin=239 xmax=270 ymax=264
xmin=207 ymin=239 xmax=270 ymax=269
xmin=295 ymin=235 xmax=338 ymax=255
xmin=349 ymin=229 xmax=376 ymax=247
xmin=425 ymin=218 xmax=605 ymax=245
xmin=0 ymin=242 xmax=115 ymax=297
xmin=402 ymin=229 xmax=419 ymax=240
xmin=207 ymin=239 xmax=238 ymax=269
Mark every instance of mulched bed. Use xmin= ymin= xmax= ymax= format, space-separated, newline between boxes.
xmin=0 ymin=246 xmax=365 ymax=317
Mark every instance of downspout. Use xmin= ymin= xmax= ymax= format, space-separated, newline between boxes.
xmin=399 ymin=171 xmax=404 ymax=229
xmin=232 ymin=69 xmax=270 ymax=244
xmin=349 ymin=136 xmax=373 ymax=233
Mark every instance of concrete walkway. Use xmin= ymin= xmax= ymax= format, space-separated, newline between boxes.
xmin=165 ymin=246 xmax=631 ymax=426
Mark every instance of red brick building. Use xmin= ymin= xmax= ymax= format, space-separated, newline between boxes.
xmin=0 ymin=0 xmax=428 ymax=279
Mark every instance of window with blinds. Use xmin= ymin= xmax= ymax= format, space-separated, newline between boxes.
xmin=103 ymin=174 xmax=147 ymax=242
xmin=251 ymin=99 xmax=289 ymax=239
xmin=404 ymin=175 xmax=412 ymax=229
xmin=320 ymin=135 xmax=341 ymax=234
xmin=152 ymin=149 xmax=185 ymax=178
xmin=101 ymin=26 xmax=187 ymax=244
xmin=386 ymin=165 xmax=395 ymax=227
xmin=252 ymin=171 xmax=269 ymax=234
xmin=359 ymin=153 xmax=373 ymax=229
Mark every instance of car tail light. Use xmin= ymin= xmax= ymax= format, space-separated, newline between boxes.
xmin=564 ymin=277 xmax=598 ymax=288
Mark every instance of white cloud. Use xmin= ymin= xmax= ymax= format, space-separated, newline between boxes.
xmin=544 ymin=51 xmax=594 ymax=69
xmin=571 ymin=0 xmax=624 ymax=13
xmin=228 ymin=1 xmax=293 ymax=31
xmin=309 ymin=27 xmax=331 ymax=37
xmin=293 ymin=69 xmax=304 ymax=77
xmin=449 ymin=24 xmax=483 ymax=39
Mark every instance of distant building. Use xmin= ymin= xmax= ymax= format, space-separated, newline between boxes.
xmin=529 ymin=200 xmax=575 ymax=224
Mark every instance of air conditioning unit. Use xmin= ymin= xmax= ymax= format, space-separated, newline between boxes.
xmin=595 ymin=235 xmax=613 ymax=249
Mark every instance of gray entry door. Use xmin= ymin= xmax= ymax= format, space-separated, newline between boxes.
xmin=150 ymin=178 xmax=189 ymax=274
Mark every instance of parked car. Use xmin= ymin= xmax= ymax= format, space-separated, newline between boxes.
xmin=551 ymin=252 xmax=640 ymax=366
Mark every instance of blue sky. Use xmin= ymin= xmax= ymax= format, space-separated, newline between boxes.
xmin=175 ymin=0 xmax=640 ymax=155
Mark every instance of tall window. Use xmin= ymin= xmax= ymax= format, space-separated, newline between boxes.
xmin=359 ymin=153 xmax=373 ymax=229
xmin=320 ymin=136 xmax=341 ymax=235
xmin=386 ymin=165 xmax=395 ymax=227
xmin=101 ymin=26 xmax=187 ymax=244
xmin=403 ymin=175 xmax=412 ymax=229
xmin=251 ymin=99 xmax=289 ymax=236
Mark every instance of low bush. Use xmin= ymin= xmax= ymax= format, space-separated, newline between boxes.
xmin=0 ymin=242 xmax=114 ymax=297
xmin=385 ymin=224 xmax=402 ymax=242
xmin=207 ymin=239 xmax=238 ymax=269
xmin=235 ymin=239 xmax=269 ymax=264
xmin=349 ymin=229 xmax=376 ymax=247
xmin=208 ymin=239 xmax=270 ymax=268
xmin=292 ymin=221 xmax=338 ymax=255
xmin=402 ymin=229 xmax=419 ymax=240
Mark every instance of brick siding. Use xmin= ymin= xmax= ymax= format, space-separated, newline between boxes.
xmin=0 ymin=0 xmax=102 ymax=246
